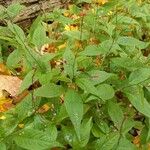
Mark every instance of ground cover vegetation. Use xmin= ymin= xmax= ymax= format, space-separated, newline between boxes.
xmin=0 ymin=0 xmax=150 ymax=149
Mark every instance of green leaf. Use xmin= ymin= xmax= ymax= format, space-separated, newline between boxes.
xmin=100 ymin=39 xmax=121 ymax=53
xmin=111 ymin=57 xmax=143 ymax=70
xmin=14 ymin=129 xmax=60 ymax=150
xmin=117 ymin=138 xmax=136 ymax=150
xmin=87 ymin=70 xmax=115 ymax=85
xmin=97 ymin=84 xmax=115 ymax=100
xmin=34 ymin=83 xmax=64 ymax=98
xmin=15 ymin=94 xmax=39 ymax=120
xmin=79 ymin=45 xmax=101 ymax=56
xmin=80 ymin=118 xmax=93 ymax=147
xmin=144 ymin=87 xmax=150 ymax=102
xmin=117 ymin=36 xmax=149 ymax=49
xmin=55 ymin=105 xmax=68 ymax=123
xmin=122 ymin=119 xmax=135 ymax=135
xmin=95 ymin=132 xmax=119 ymax=150
xmin=28 ymin=16 xmax=42 ymax=40
xmin=7 ymin=2 xmax=25 ymax=18
xmin=62 ymin=125 xmax=74 ymax=146
xmin=63 ymin=48 xmax=77 ymax=79
xmin=0 ymin=142 xmax=6 ymax=150
xmin=113 ymin=15 xmax=139 ymax=25
xmin=20 ymin=70 xmax=36 ymax=93
xmin=63 ymin=30 xmax=89 ymax=41
xmin=45 ymin=124 xmax=57 ymax=141
xmin=129 ymin=68 xmax=150 ymax=85
xmin=76 ymin=78 xmax=101 ymax=99
xmin=64 ymin=89 xmax=83 ymax=140
xmin=31 ymin=24 xmax=48 ymax=47
xmin=8 ymin=22 xmax=25 ymax=44
xmin=6 ymin=49 xmax=22 ymax=68
xmin=125 ymin=86 xmax=150 ymax=118
xmin=107 ymin=100 xmax=124 ymax=128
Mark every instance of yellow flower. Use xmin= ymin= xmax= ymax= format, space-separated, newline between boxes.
xmin=18 ymin=124 xmax=24 ymax=128
xmin=63 ymin=11 xmax=70 ymax=17
xmin=58 ymin=42 xmax=67 ymax=50
xmin=107 ymin=11 xmax=113 ymax=15
xmin=137 ymin=0 xmax=142 ymax=5
xmin=64 ymin=24 xmax=78 ymax=31
xmin=71 ymin=14 xmax=80 ymax=20
xmin=0 ymin=115 xmax=6 ymax=120
xmin=91 ymin=9 xmax=96 ymax=14
xmin=38 ymin=104 xmax=50 ymax=114
xmin=93 ymin=0 xmax=108 ymax=5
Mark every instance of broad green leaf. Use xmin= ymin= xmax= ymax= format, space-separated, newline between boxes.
xmin=7 ymin=2 xmax=25 ymax=18
xmin=96 ymin=120 xmax=110 ymax=135
xmin=57 ymin=15 xmax=73 ymax=25
xmin=6 ymin=49 xmax=22 ymax=68
xmin=144 ymin=87 xmax=150 ymax=102
xmin=80 ymin=40 xmax=120 ymax=56
xmin=15 ymin=94 xmax=39 ymax=120
xmin=63 ymin=48 xmax=77 ymax=79
xmin=55 ymin=105 xmax=68 ymax=123
xmin=125 ymin=86 xmax=150 ymax=118
xmin=79 ymin=45 xmax=101 ymax=56
xmin=0 ymin=142 xmax=6 ymax=150
xmin=100 ymin=40 xmax=121 ymax=53
xmin=111 ymin=57 xmax=143 ymax=70
xmin=45 ymin=124 xmax=57 ymax=141
xmin=129 ymin=68 xmax=150 ymax=85
xmin=8 ymin=22 xmax=25 ymax=43
xmin=20 ymin=70 xmax=36 ymax=93
xmin=95 ymin=132 xmax=119 ymax=150
xmin=14 ymin=129 xmax=60 ymax=150
xmin=117 ymin=138 xmax=136 ymax=150
xmin=140 ymin=126 xmax=149 ymax=144
xmin=76 ymin=78 xmax=101 ymax=99
xmin=31 ymin=24 xmax=48 ymax=47
xmin=64 ymin=89 xmax=83 ymax=140
xmin=117 ymin=36 xmax=149 ymax=49
xmin=105 ymin=23 xmax=115 ymax=37
xmin=34 ymin=83 xmax=64 ymax=98
xmin=80 ymin=118 xmax=93 ymax=147
xmin=63 ymin=30 xmax=89 ymax=41
xmin=122 ymin=119 xmax=135 ymax=135
xmin=0 ymin=113 xmax=19 ymax=137
xmin=92 ymin=124 xmax=104 ymax=138
xmin=107 ymin=100 xmax=124 ymax=128
xmin=113 ymin=15 xmax=139 ymax=25
xmin=40 ymin=53 xmax=56 ymax=62
xmin=87 ymin=70 xmax=114 ymax=85
xmin=97 ymin=84 xmax=115 ymax=100
xmin=28 ymin=16 xmax=42 ymax=39
xmin=62 ymin=125 xmax=74 ymax=146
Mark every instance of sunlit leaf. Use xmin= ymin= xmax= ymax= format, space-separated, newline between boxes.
xmin=64 ymin=89 xmax=83 ymax=140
